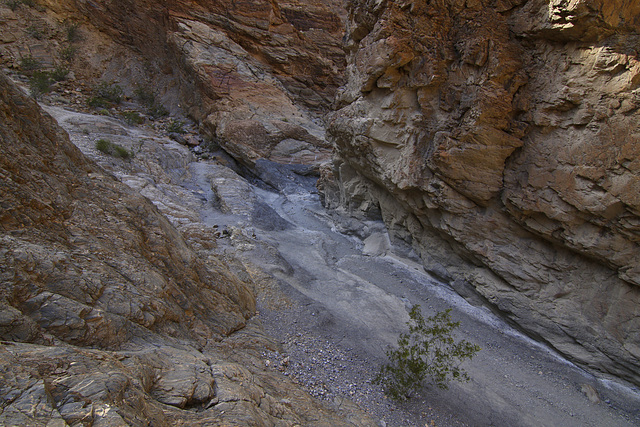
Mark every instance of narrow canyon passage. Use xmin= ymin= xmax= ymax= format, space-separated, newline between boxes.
xmin=48 ymin=105 xmax=640 ymax=427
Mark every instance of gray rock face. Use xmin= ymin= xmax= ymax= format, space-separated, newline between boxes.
xmin=322 ymin=0 xmax=640 ymax=386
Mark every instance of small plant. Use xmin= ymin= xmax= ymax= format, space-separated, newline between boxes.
xmin=26 ymin=24 xmax=45 ymax=40
xmin=148 ymin=103 xmax=168 ymax=118
xmin=60 ymin=45 xmax=77 ymax=62
xmin=134 ymin=86 xmax=169 ymax=118
xmin=21 ymin=0 xmax=36 ymax=7
xmin=120 ymin=111 xmax=144 ymax=125
xmin=95 ymin=82 xmax=123 ymax=103
xmin=28 ymin=71 xmax=51 ymax=97
xmin=19 ymin=55 xmax=40 ymax=73
xmin=166 ymin=119 xmax=185 ymax=134
xmin=49 ymin=66 xmax=69 ymax=82
xmin=134 ymin=86 xmax=155 ymax=106
xmin=374 ymin=305 xmax=480 ymax=401
xmin=95 ymin=139 xmax=132 ymax=159
xmin=6 ymin=0 xmax=21 ymax=11
xmin=88 ymin=82 xmax=123 ymax=108
xmin=65 ymin=21 xmax=80 ymax=42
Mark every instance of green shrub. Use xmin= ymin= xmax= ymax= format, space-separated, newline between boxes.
xmin=26 ymin=24 xmax=45 ymax=40
xmin=95 ymin=139 xmax=132 ymax=159
xmin=134 ymin=86 xmax=169 ymax=119
xmin=134 ymin=86 xmax=155 ymax=106
xmin=120 ymin=111 xmax=144 ymax=125
xmin=49 ymin=66 xmax=69 ymax=82
xmin=6 ymin=0 xmax=21 ymax=11
xmin=27 ymin=67 xmax=67 ymax=98
xmin=374 ymin=305 xmax=480 ymax=401
xmin=19 ymin=55 xmax=40 ymax=73
xmin=88 ymin=82 xmax=123 ymax=108
xmin=60 ymin=45 xmax=77 ymax=62
xmin=65 ymin=21 xmax=80 ymax=42
xmin=87 ymin=96 xmax=109 ymax=109
xmin=28 ymin=71 xmax=52 ymax=97
xmin=148 ymin=103 xmax=168 ymax=119
xmin=95 ymin=82 xmax=123 ymax=103
xmin=166 ymin=119 xmax=185 ymax=134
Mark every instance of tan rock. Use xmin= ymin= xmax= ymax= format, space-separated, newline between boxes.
xmin=325 ymin=0 xmax=640 ymax=386
xmin=0 ymin=72 xmax=374 ymax=426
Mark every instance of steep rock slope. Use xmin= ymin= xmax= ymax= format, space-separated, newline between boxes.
xmin=322 ymin=0 xmax=640 ymax=386
xmin=28 ymin=0 xmax=346 ymax=167
xmin=0 ymin=72 xmax=372 ymax=425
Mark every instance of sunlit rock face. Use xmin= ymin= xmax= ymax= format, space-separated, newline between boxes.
xmin=322 ymin=0 xmax=640 ymax=385
xmin=39 ymin=0 xmax=346 ymax=166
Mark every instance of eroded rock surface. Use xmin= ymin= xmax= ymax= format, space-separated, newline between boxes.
xmin=0 ymin=72 xmax=374 ymax=426
xmin=23 ymin=0 xmax=345 ymax=167
xmin=322 ymin=0 xmax=640 ymax=386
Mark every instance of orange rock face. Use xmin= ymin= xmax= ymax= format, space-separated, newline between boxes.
xmin=324 ymin=0 xmax=640 ymax=385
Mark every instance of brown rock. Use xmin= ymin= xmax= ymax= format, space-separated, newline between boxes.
xmin=36 ymin=0 xmax=345 ymax=167
xmin=324 ymin=0 xmax=640 ymax=386
xmin=0 ymin=72 xmax=374 ymax=425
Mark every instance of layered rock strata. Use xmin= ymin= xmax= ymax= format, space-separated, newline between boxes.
xmin=27 ymin=0 xmax=346 ymax=167
xmin=322 ymin=0 xmax=640 ymax=386
xmin=0 ymin=72 xmax=372 ymax=425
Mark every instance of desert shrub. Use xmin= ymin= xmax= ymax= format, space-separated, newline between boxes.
xmin=95 ymin=139 xmax=132 ymax=159
xmin=28 ymin=71 xmax=51 ymax=97
xmin=60 ymin=45 xmax=77 ymax=62
xmin=88 ymin=82 xmax=123 ymax=108
xmin=120 ymin=111 xmax=144 ymax=125
xmin=134 ymin=86 xmax=155 ymax=106
xmin=95 ymin=82 xmax=123 ymax=103
xmin=166 ymin=119 xmax=185 ymax=134
xmin=49 ymin=66 xmax=69 ymax=82
xmin=19 ymin=55 xmax=40 ymax=73
xmin=148 ymin=103 xmax=169 ymax=118
xmin=26 ymin=24 xmax=45 ymax=40
xmin=87 ymin=96 xmax=107 ymax=108
xmin=26 ymin=66 xmax=67 ymax=98
xmin=374 ymin=305 xmax=480 ymax=401
xmin=6 ymin=0 xmax=21 ymax=11
xmin=134 ymin=86 xmax=169 ymax=118
xmin=65 ymin=21 xmax=80 ymax=42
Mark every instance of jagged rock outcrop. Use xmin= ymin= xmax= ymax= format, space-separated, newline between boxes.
xmin=24 ymin=0 xmax=346 ymax=167
xmin=0 ymin=72 xmax=374 ymax=425
xmin=322 ymin=0 xmax=640 ymax=386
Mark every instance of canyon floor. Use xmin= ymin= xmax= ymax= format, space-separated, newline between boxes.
xmin=41 ymin=98 xmax=640 ymax=427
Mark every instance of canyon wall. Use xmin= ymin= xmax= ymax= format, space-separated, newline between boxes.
xmin=31 ymin=0 xmax=346 ymax=167
xmin=322 ymin=0 xmax=640 ymax=385
xmin=0 ymin=71 xmax=373 ymax=425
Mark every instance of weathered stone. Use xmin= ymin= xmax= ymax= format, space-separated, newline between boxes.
xmin=33 ymin=0 xmax=344 ymax=168
xmin=0 ymin=72 xmax=374 ymax=426
xmin=324 ymin=0 xmax=640 ymax=386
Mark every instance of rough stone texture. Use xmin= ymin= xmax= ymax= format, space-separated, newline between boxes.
xmin=27 ymin=0 xmax=345 ymax=167
xmin=323 ymin=0 xmax=640 ymax=386
xmin=0 ymin=72 xmax=374 ymax=426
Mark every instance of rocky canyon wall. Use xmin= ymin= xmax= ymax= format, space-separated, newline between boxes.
xmin=0 ymin=71 xmax=374 ymax=425
xmin=322 ymin=0 xmax=640 ymax=386
xmin=32 ymin=0 xmax=346 ymax=167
